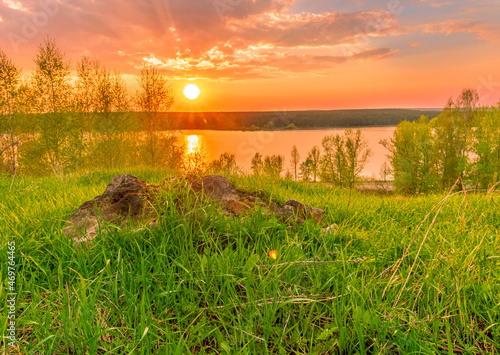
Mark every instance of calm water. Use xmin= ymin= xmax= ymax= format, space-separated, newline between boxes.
xmin=180 ymin=127 xmax=396 ymax=178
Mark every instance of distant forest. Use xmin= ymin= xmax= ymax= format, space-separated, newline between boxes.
xmin=165 ymin=109 xmax=443 ymax=131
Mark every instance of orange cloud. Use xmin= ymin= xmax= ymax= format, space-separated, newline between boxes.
xmin=138 ymin=46 xmax=398 ymax=80
xmin=0 ymin=0 xmax=404 ymax=80
xmin=420 ymin=19 xmax=500 ymax=41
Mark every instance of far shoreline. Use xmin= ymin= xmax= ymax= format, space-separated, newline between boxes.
xmin=165 ymin=108 xmax=442 ymax=131
xmin=177 ymin=125 xmax=398 ymax=132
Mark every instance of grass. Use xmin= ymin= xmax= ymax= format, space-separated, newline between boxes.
xmin=1 ymin=168 xmax=500 ymax=354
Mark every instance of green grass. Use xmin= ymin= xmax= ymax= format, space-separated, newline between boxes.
xmin=1 ymin=169 xmax=500 ymax=354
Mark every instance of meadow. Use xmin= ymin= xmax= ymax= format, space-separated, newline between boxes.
xmin=1 ymin=169 xmax=500 ymax=354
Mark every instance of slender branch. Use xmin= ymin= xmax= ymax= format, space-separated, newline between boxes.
xmin=0 ymin=141 xmax=18 ymax=157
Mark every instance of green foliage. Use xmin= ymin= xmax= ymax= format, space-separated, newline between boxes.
xmin=319 ymin=129 xmax=372 ymax=188
xmin=382 ymin=117 xmax=437 ymax=194
xmin=251 ymin=152 xmax=263 ymax=175
xmin=431 ymin=90 xmax=479 ymax=188
xmin=251 ymin=153 xmax=285 ymax=178
xmin=290 ymin=145 xmax=300 ymax=181
xmin=307 ymin=146 xmax=321 ymax=182
xmin=430 ymin=108 xmax=466 ymax=189
xmin=299 ymin=155 xmax=313 ymax=181
xmin=0 ymin=38 xmax=188 ymax=176
xmin=24 ymin=38 xmax=75 ymax=175
xmin=135 ymin=64 xmax=173 ymax=115
xmin=320 ymin=133 xmax=346 ymax=186
xmin=385 ymin=89 xmax=500 ymax=193
xmin=135 ymin=64 xmax=180 ymax=169
xmin=343 ymin=129 xmax=373 ymax=188
xmin=180 ymin=148 xmax=209 ymax=178
xmin=262 ymin=121 xmax=274 ymax=131
xmin=210 ymin=152 xmax=238 ymax=175
xmin=472 ymin=108 xmax=500 ymax=189
xmin=0 ymin=49 xmax=21 ymax=174
xmin=32 ymin=38 xmax=72 ymax=114
xmin=90 ymin=115 xmax=136 ymax=170
xmin=263 ymin=154 xmax=285 ymax=178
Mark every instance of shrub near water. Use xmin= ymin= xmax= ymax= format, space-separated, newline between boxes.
xmin=1 ymin=170 xmax=500 ymax=354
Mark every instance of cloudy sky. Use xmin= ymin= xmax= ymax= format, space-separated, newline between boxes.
xmin=1 ymin=0 xmax=500 ymax=111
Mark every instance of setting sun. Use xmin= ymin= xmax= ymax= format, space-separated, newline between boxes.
xmin=183 ymin=84 xmax=201 ymax=100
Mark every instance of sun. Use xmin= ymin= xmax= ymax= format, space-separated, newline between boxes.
xmin=183 ymin=84 xmax=201 ymax=100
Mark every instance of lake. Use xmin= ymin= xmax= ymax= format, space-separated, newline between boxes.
xmin=180 ymin=127 xmax=396 ymax=178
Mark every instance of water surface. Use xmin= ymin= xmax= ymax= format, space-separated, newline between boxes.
xmin=180 ymin=127 xmax=396 ymax=178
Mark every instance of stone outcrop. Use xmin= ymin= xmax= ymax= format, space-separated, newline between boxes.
xmin=190 ymin=175 xmax=325 ymax=223
xmin=64 ymin=174 xmax=326 ymax=242
xmin=63 ymin=174 xmax=157 ymax=241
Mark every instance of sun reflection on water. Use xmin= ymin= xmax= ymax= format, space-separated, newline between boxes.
xmin=182 ymin=134 xmax=208 ymax=175
xmin=186 ymin=135 xmax=199 ymax=154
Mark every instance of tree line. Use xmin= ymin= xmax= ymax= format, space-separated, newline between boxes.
xmin=166 ymin=109 xmax=441 ymax=130
xmin=0 ymin=38 xmax=181 ymax=176
xmin=383 ymin=89 xmax=500 ymax=193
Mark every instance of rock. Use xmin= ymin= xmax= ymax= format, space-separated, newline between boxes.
xmin=190 ymin=175 xmax=266 ymax=216
xmin=189 ymin=175 xmax=324 ymax=223
xmin=64 ymin=174 xmax=326 ymax=242
xmin=225 ymin=196 xmax=256 ymax=216
xmin=190 ymin=175 xmax=240 ymax=203
xmin=63 ymin=174 xmax=157 ymax=241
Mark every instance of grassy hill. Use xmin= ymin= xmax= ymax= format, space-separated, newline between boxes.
xmin=1 ymin=169 xmax=499 ymax=353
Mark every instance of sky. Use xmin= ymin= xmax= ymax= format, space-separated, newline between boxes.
xmin=1 ymin=0 xmax=500 ymax=111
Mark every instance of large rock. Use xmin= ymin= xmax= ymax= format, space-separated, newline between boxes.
xmin=190 ymin=175 xmax=265 ymax=216
xmin=63 ymin=174 xmax=157 ymax=241
xmin=190 ymin=175 xmax=240 ymax=203
xmin=64 ymin=174 xmax=325 ymax=242
xmin=189 ymin=175 xmax=325 ymax=223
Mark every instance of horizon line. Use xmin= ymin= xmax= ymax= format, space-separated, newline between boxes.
xmin=169 ymin=108 xmax=444 ymax=114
